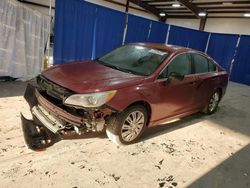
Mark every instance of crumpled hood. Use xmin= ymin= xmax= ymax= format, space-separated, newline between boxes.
xmin=42 ymin=60 xmax=145 ymax=93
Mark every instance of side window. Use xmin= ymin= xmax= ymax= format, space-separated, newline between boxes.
xmin=193 ymin=54 xmax=209 ymax=74
xmin=158 ymin=66 xmax=168 ymax=79
xmin=158 ymin=53 xmax=192 ymax=79
xmin=208 ymin=60 xmax=217 ymax=72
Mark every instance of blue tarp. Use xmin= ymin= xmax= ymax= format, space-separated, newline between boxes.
xmin=54 ymin=0 xmax=97 ymax=64
xmin=168 ymin=25 xmax=209 ymax=52
xmin=125 ymin=14 xmax=151 ymax=43
xmin=207 ymin=33 xmax=239 ymax=71
xmin=147 ymin=21 xmax=168 ymax=43
xmin=230 ymin=36 xmax=250 ymax=85
xmin=93 ymin=7 xmax=125 ymax=58
xmin=54 ymin=0 xmax=125 ymax=64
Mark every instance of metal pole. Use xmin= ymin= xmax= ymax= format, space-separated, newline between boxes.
xmin=122 ymin=0 xmax=129 ymax=45
xmin=165 ymin=25 xmax=171 ymax=44
xmin=205 ymin=33 xmax=211 ymax=53
xmin=47 ymin=0 xmax=52 ymax=59
xmin=229 ymin=35 xmax=241 ymax=80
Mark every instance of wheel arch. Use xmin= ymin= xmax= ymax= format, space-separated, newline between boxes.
xmin=125 ymin=100 xmax=152 ymax=126
xmin=215 ymin=87 xmax=223 ymax=100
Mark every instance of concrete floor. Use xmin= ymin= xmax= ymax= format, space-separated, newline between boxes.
xmin=0 ymin=81 xmax=249 ymax=188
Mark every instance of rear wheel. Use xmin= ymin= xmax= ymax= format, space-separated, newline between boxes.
xmin=106 ymin=105 xmax=148 ymax=145
xmin=203 ymin=90 xmax=220 ymax=114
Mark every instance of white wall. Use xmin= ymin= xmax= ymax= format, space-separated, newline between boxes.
xmin=166 ymin=18 xmax=250 ymax=35
xmin=205 ymin=18 xmax=250 ymax=35
xmin=23 ymin=3 xmax=54 ymax=16
xmin=85 ymin=0 xmax=157 ymax=20
xmin=20 ymin=0 xmax=55 ymax=16
xmin=166 ymin=19 xmax=200 ymax=30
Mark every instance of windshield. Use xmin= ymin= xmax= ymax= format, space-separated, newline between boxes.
xmin=97 ymin=45 xmax=170 ymax=76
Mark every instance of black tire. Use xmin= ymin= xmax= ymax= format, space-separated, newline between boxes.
xmin=203 ymin=90 xmax=221 ymax=115
xmin=106 ymin=105 xmax=148 ymax=145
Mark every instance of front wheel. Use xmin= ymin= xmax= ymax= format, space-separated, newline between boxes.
xmin=203 ymin=90 xmax=221 ymax=114
xmin=106 ymin=105 xmax=148 ymax=145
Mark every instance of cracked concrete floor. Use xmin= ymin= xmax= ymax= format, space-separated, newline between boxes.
xmin=0 ymin=81 xmax=249 ymax=188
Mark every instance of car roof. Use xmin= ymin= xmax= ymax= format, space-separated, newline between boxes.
xmin=128 ymin=42 xmax=197 ymax=54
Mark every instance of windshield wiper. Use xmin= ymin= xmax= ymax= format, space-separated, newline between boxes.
xmin=108 ymin=65 xmax=133 ymax=74
xmin=97 ymin=59 xmax=146 ymax=76
xmin=97 ymin=60 xmax=135 ymax=74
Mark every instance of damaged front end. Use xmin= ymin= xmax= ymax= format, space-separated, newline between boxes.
xmin=21 ymin=76 xmax=115 ymax=150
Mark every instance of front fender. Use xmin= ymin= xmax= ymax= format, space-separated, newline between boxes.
xmin=106 ymin=84 xmax=150 ymax=112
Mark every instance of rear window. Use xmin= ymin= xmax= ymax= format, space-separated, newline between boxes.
xmin=208 ymin=60 xmax=217 ymax=72
xmin=193 ymin=54 xmax=208 ymax=74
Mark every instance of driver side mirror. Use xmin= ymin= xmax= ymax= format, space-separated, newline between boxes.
xmin=164 ymin=72 xmax=184 ymax=85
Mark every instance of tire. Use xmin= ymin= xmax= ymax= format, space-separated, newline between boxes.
xmin=203 ymin=90 xmax=221 ymax=114
xmin=106 ymin=105 xmax=148 ymax=145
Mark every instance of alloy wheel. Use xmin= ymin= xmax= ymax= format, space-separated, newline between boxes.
xmin=208 ymin=92 xmax=220 ymax=112
xmin=121 ymin=111 xmax=145 ymax=142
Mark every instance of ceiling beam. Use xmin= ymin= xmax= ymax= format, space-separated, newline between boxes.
xmin=208 ymin=16 xmax=250 ymax=18
xmin=145 ymin=0 xmax=176 ymax=3
xmin=129 ymin=0 xmax=166 ymax=19
xmin=194 ymin=0 xmax=250 ymax=5
xmin=199 ymin=17 xmax=207 ymax=31
xmin=176 ymin=0 xmax=200 ymax=17
xmin=165 ymin=15 xmax=250 ymax=19
xmin=17 ymin=0 xmax=55 ymax=9
xmin=202 ymin=6 xmax=250 ymax=10
xmin=103 ymin=0 xmax=147 ymax=13
xmin=207 ymin=10 xmax=250 ymax=13
xmin=125 ymin=0 xmax=130 ymax=12
xmin=148 ymin=0 xmax=250 ymax=5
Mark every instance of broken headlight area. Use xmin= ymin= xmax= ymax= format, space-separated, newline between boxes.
xmin=64 ymin=90 xmax=117 ymax=108
xmin=21 ymin=77 xmax=115 ymax=150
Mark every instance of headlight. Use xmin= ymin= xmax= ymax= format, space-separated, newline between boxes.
xmin=64 ymin=90 xmax=117 ymax=108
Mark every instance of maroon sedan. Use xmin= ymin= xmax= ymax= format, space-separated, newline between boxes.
xmin=21 ymin=43 xmax=228 ymax=149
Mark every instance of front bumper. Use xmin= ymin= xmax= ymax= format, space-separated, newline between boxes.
xmin=21 ymin=113 xmax=61 ymax=150
xmin=23 ymin=82 xmax=89 ymax=128
xmin=32 ymin=105 xmax=65 ymax=133
xmin=21 ymin=82 xmax=82 ymax=150
xmin=21 ymin=81 xmax=113 ymax=150
xmin=32 ymin=88 xmax=88 ymax=133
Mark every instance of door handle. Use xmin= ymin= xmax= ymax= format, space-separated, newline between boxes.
xmin=189 ymin=81 xmax=196 ymax=86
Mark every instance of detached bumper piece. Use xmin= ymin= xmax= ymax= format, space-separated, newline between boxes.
xmin=21 ymin=113 xmax=61 ymax=150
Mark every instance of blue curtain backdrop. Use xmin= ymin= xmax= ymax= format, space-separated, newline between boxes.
xmin=94 ymin=7 xmax=125 ymax=58
xmin=230 ymin=36 xmax=250 ymax=85
xmin=54 ymin=0 xmax=125 ymax=64
xmin=125 ymin=14 xmax=151 ymax=43
xmin=148 ymin=21 xmax=168 ymax=43
xmin=168 ymin=26 xmax=209 ymax=52
xmin=207 ymin=33 xmax=239 ymax=71
xmin=54 ymin=0 xmax=97 ymax=64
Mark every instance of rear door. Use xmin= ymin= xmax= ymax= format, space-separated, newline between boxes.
xmin=192 ymin=53 xmax=219 ymax=109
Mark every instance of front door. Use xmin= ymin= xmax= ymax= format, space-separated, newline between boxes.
xmin=153 ymin=53 xmax=197 ymax=122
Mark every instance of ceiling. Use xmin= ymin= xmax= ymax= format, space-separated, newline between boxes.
xmin=133 ymin=0 xmax=250 ymax=19
xmin=17 ymin=0 xmax=250 ymax=20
